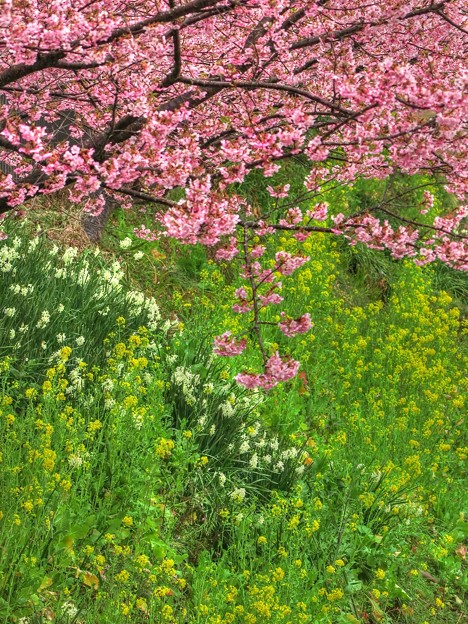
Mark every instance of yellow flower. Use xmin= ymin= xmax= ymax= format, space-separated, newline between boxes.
xmin=327 ymin=588 xmax=344 ymax=601
xmin=135 ymin=554 xmax=149 ymax=568
xmin=135 ymin=598 xmax=147 ymax=612
xmin=155 ymin=438 xmax=175 ymax=459
xmin=257 ymin=536 xmax=267 ymax=545
xmin=87 ymin=419 xmax=102 ymax=433
xmin=122 ymin=516 xmax=133 ymax=527
xmin=277 ymin=546 xmax=288 ymax=558
xmin=115 ymin=570 xmax=130 ymax=583
xmin=272 ymin=567 xmax=285 ymax=582
xmin=22 ymin=501 xmax=34 ymax=513
xmin=60 ymin=346 xmax=72 ymax=361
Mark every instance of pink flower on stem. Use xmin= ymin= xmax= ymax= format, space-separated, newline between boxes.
xmin=275 ymin=251 xmax=309 ymax=276
xmin=259 ymin=292 xmax=283 ymax=305
xmin=279 ymin=206 xmax=302 ymax=227
xmin=278 ymin=313 xmax=313 ymax=337
xmin=266 ymin=184 xmax=290 ymax=198
xmin=236 ymin=352 xmax=300 ymax=389
xmin=213 ymin=331 xmax=247 ymax=356
xmin=250 ymin=245 xmax=266 ymax=258
xmin=307 ymin=202 xmax=328 ymax=222
xmin=216 ymin=236 xmax=239 ymax=261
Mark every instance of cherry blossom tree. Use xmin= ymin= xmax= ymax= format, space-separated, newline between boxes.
xmin=0 ymin=0 xmax=467 ymax=387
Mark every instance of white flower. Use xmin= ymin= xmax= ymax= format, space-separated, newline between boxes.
xmin=295 ymin=465 xmax=305 ymax=475
xmin=126 ymin=291 xmax=145 ymax=308
xmin=62 ymin=247 xmax=78 ymax=265
xmin=281 ymin=447 xmax=298 ymax=459
xmin=41 ymin=341 xmax=47 ymax=350
xmin=76 ymin=336 xmax=85 ymax=346
xmin=218 ymin=472 xmax=226 ymax=487
xmin=143 ymin=373 xmax=153 ymax=384
xmin=133 ymin=414 xmax=144 ymax=430
xmin=55 ymin=268 xmax=67 ymax=279
xmin=68 ymin=454 xmax=83 ymax=468
xmin=120 ymin=237 xmax=132 ymax=249
xmin=230 ymin=487 xmax=246 ymax=502
xmin=57 ymin=304 xmax=65 ymax=313
xmin=249 ymin=454 xmax=258 ymax=469
xmin=145 ymin=298 xmax=161 ymax=322
xmin=56 ymin=333 xmax=66 ymax=343
xmin=19 ymin=324 xmax=29 ymax=333
xmin=203 ymin=382 xmax=214 ymax=395
xmin=61 ymin=601 xmax=78 ymax=618
xmin=209 ymin=424 xmax=216 ymax=435
xmin=77 ymin=266 xmax=90 ymax=285
xmin=9 ymin=329 xmax=15 ymax=339
xmin=28 ymin=237 xmax=39 ymax=252
xmin=100 ymin=266 xmax=123 ymax=290
xmin=162 ymin=320 xmax=172 ymax=333
xmin=4 ymin=307 xmax=16 ymax=317
xmin=220 ymin=401 xmax=234 ymax=418
xmin=239 ymin=441 xmax=250 ymax=454
xmin=134 ymin=251 xmax=144 ymax=260
xmin=102 ymin=378 xmax=114 ymax=392
xmin=36 ymin=310 xmax=51 ymax=329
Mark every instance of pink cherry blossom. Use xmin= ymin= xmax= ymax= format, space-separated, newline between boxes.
xmin=213 ymin=332 xmax=247 ymax=357
xmin=275 ymin=252 xmax=310 ymax=276
xmin=236 ymin=352 xmax=300 ymax=390
xmin=278 ymin=313 xmax=313 ymax=337
xmin=0 ymin=0 xmax=466 ymax=387
xmin=307 ymin=203 xmax=328 ymax=222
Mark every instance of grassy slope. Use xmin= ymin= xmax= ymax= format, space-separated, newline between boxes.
xmin=0 ymin=176 xmax=467 ymax=623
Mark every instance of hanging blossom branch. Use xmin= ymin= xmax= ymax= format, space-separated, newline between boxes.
xmin=0 ymin=0 xmax=467 ymax=386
